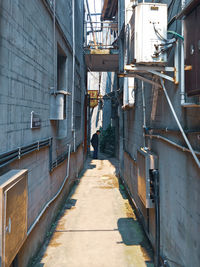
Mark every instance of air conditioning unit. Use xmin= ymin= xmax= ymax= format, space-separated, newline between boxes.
xmin=123 ymin=77 xmax=135 ymax=109
xmin=0 ymin=170 xmax=28 ymax=267
xmin=137 ymin=148 xmax=158 ymax=208
xmin=134 ymin=3 xmax=167 ymax=64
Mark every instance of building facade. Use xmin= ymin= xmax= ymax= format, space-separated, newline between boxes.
xmin=0 ymin=0 xmax=86 ymax=266
xmin=100 ymin=0 xmax=200 ymax=266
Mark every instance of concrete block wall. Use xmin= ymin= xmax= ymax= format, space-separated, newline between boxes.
xmin=17 ymin=145 xmax=84 ymax=267
xmin=0 ymin=0 xmax=86 ymax=266
xmin=121 ymin=1 xmax=200 ymax=266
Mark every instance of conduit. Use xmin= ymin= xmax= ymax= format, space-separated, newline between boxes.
xmin=0 ymin=138 xmax=51 ymax=169
xmin=27 ymin=144 xmax=71 ymax=236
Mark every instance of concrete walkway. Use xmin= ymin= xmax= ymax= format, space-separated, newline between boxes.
xmin=33 ymin=156 xmax=154 ymax=267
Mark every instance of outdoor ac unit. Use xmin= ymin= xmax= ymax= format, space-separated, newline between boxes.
xmin=0 ymin=170 xmax=28 ymax=267
xmin=123 ymin=77 xmax=135 ymax=108
xmin=134 ymin=3 xmax=167 ymax=64
xmin=137 ymin=148 xmax=158 ymax=208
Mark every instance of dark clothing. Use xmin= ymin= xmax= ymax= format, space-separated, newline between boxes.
xmin=91 ymin=133 xmax=99 ymax=159
xmin=91 ymin=133 xmax=99 ymax=148
xmin=93 ymin=146 xmax=98 ymax=159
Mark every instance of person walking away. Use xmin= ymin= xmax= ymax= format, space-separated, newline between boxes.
xmin=91 ymin=130 xmax=100 ymax=159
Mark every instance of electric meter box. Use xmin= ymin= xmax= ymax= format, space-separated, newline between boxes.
xmin=134 ymin=3 xmax=167 ymax=64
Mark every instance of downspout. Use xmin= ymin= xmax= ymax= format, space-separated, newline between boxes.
xmin=141 ymin=81 xmax=147 ymax=147
xmin=53 ymin=0 xmax=56 ymax=91
xmin=27 ymin=144 xmax=71 ymax=236
xmin=180 ymin=0 xmax=185 ymax=106
xmin=160 ymin=78 xmax=200 ymax=169
xmin=152 ymin=170 xmax=160 ymax=267
xmin=72 ymin=0 xmax=76 ymax=152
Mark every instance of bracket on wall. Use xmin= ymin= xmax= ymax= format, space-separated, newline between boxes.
xmin=121 ymin=41 xmax=180 ymax=85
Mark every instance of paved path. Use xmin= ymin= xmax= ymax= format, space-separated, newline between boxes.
xmin=33 ymin=156 xmax=154 ymax=267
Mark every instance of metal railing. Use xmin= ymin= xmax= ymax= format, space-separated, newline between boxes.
xmin=84 ymin=21 xmax=119 ymax=49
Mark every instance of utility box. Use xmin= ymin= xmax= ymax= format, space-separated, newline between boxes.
xmin=50 ymin=90 xmax=69 ymax=120
xmin=184 ymin=3 xmax=200 ymax=96
xmin=0 ymin=170 xmax=28 ymax=267
xmin=134 ymin=3 xmax=167 ymax=64
xmin=137 ymin=148 xmax=158 ymax=208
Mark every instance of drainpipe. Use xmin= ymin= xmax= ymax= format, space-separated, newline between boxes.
xmin=160 ymin=78 xmax=200 ymax=169
xmin=27 ymin=144 xmax=71 ymax=236
xmin=72 ymin=0 xmax=76 ymax=152
xmin=180 ymin=0 xmax=185 ymax=106
xmin=152 ymin=170 xmax=160 ymax=267
xmin=53 ymin=0 xmax=56 ymax=91
xmin=141 ymin=81 xmax=147 ymax=147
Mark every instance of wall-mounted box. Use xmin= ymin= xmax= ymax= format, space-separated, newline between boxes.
xmin=50 ymin=90 xmax=70 ymax=120
xmin=183 ymin=2 xmax=200 ymax=96
xmin=137 ymin=148 xmax=158 ymax=209
xmin=123 ymin=77 xmax=135 ymax=109
xmin=0 ymin=170 xmax=28 ymax=267
xmin=133 ymin=3 xmax=167 ymax=64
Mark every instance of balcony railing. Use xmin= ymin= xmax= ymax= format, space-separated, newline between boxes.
xmin=84 ymin=21 xmax=118 ymax=50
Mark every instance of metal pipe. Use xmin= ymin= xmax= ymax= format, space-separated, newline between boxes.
xmin=145 ymin=134 xmax=200 ymax=156
xmin=85 ymin=0 xmax=97 ymax=47
xmin=27 ymin=144 xmax=71 ymax=236
xmin=141 ymin=81 xmax=146 ymax=147
xmin=160 ymin=78 xmax=200 ymax=168
xmin=0 ymin=138 xmax=51 ymax=169
xmin=53 ymin=0 xmax=56 ymax=90
xmin=71 ymin=0 xmax=76 ymax=152
xmin=180 ymin=0 xmax=185 ymax=106
xmin=153 ymin=170 xmax=160 ymax=267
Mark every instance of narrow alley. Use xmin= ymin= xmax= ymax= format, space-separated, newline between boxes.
xmin=32 ymin=155 xmax=154 ymax=267
xmin=0 ymin=0 xmax=200 ymax=267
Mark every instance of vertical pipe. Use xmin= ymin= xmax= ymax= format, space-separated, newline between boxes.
xmin=72 ymin=0 xmax=76 ymax=152
xmin=180 ymin=0 xmax=185 ymax=105
xmin=153 ymin=170 xmax=160 ymax=267
xmin=53 ymin=0 xmax=56 ymax=91
xmin=86 ymin=0 xmax=97 ymax=47
xmin=3 ymin=191 xmax=7 ymax=267
xmin=141 ymin=81 xmax=147 ymax=147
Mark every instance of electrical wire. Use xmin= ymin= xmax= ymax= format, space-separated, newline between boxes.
xmin=167 ymin=30 xmax=184 ymax=41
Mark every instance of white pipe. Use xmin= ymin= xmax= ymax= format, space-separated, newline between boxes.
xmin=180 ymin=0 xmax=185 ymax=105
xmin=145 ymin=134 xmax=200 ymax=156
xmin=3 ymin=191 xmax=7 ymax=267
xmin=27 ymin=144 xmax=71 ymax=236
xmin=72 ymin=0 xmax=76 ymax=152
xmin=53 ymin=0 xmax=56 ymax=91
xmin=160 ymin=78 xmax=200 ymax=169
xmin=141 ymin=81 xmax=146 ymax=148
xmin=141 ymin=81 xmax=146 ymax=129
